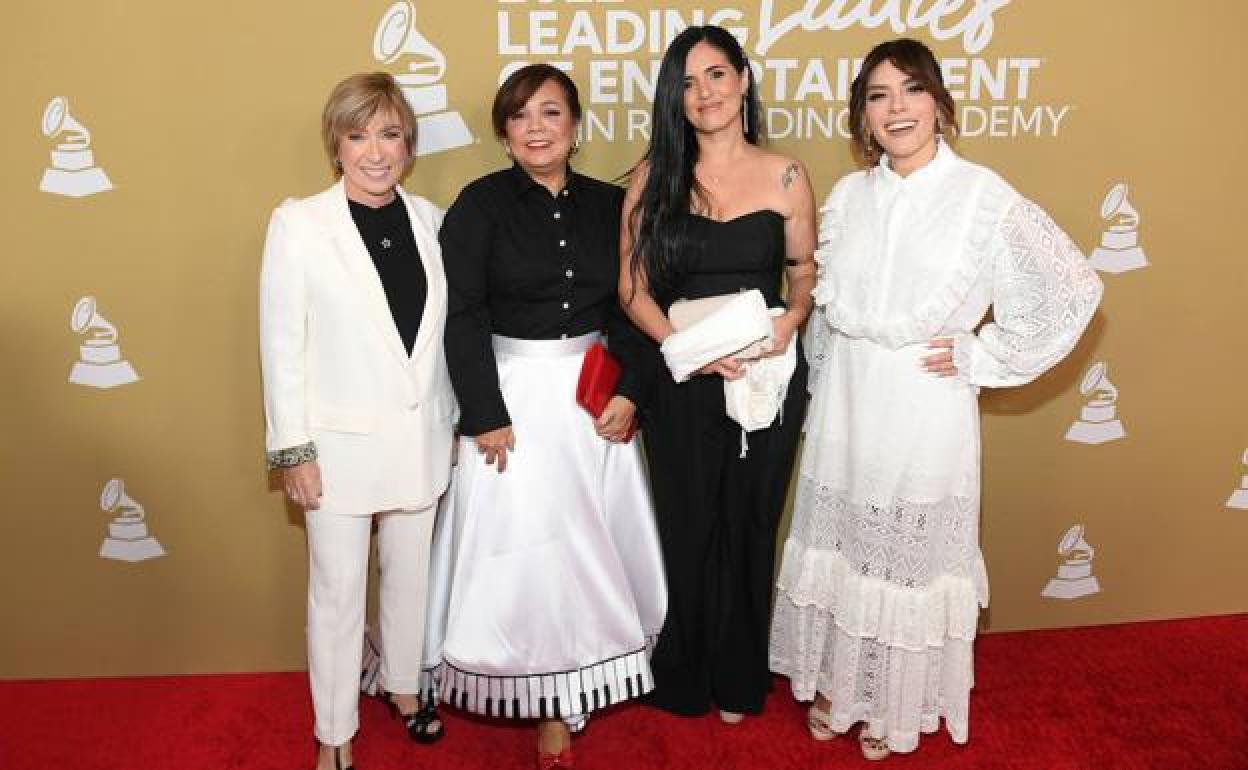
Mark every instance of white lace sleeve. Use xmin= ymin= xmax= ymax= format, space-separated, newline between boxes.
xmin=954 ymin=198 xmax=1103 ymax=388
xmin=802 ymin=305 xmax=832 ymax=396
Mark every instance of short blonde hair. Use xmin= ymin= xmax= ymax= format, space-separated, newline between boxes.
xmin=321 ymin=73 xmax=417 ymax=173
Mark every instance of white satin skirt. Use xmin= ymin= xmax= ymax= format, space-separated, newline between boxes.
xmin=424 ymin=332 xmax=667 ymax=721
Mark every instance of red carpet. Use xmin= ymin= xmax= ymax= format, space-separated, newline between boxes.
xmin=3 ymin=615 xmax=1246 ymax=770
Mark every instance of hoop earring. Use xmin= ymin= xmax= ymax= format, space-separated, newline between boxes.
xmin=334 ymin=158 xmax=342 ymax=171
xmin=502 ymin=140 xmax=512 ymax=158
xmin=571 ymin=134 xmax=581 ymax=156
xmin=742 ymin=97 xmax=749 ymax=135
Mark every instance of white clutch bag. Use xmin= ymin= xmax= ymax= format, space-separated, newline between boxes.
xmin=665 ymin=290 xmax=798 ymax=449
xmin=660 ymin=289 xmax=774 ymax=383
xmin=668 ymin=291 xmax=770 ymax=360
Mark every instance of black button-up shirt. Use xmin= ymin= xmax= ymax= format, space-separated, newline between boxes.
xmin=441 ymin=164 xmax=651 ymax=436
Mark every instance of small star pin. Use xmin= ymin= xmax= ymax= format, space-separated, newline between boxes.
xmin=381 ymin=238 xmax=391 ymax=249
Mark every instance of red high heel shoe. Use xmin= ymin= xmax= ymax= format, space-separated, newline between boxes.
xmin=537 ymin=747 xmax=575 ymax=770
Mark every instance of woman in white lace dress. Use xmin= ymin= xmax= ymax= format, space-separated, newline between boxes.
xmin=769 ymin=38 xmax=1103 ymax=759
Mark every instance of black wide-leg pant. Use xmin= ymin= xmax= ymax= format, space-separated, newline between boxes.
xmin=641 ymin=359 xmax=808 ymax=716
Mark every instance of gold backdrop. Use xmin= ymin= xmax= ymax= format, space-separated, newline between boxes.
xmin=2 ymin=1 xmax=1245 ymax=678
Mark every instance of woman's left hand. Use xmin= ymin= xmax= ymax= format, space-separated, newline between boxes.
xmin=595 ymin=396 xmax=636 ymax=442
xmin=922 ymin=337 xmax=959 ymax=377
xmin=759 ymin=313 xmax=799 ymax=358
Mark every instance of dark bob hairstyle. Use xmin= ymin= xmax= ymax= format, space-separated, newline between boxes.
xmin=490 ymin=64 xmax=583 ymax=139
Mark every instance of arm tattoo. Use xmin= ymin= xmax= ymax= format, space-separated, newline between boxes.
xmin=781 ymin=162 xmax=801 ymax=190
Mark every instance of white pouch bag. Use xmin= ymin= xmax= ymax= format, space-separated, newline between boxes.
xmin=660 ymin=289 xmax=772 ymax=383
xmin=662 ymin=291 xmax=797 ymax=453
xmin=724 ymin=307 xmax=797 ymax=433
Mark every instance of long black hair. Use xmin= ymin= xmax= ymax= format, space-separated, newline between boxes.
xmin=627 ymin=25 xmax=761 ymax=299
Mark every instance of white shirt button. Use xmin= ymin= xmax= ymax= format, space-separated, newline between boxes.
xmin=553 ymin=211 xmax=562 ymax=220
xmin=559 ymin=239 xmax=566 ymax=247
xmin=565 ymin=269 xmax=574 ymax=278
xmin=562 ymin=190 xmax=569 ymax=197
xmin=561 ymin=302 xmax=570 ymax=309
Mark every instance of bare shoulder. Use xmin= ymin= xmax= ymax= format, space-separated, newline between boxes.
xmin=779 ymin=159 xmax=805 ymax=191
xmin=774 ymin=154 xmax=809 ymax=192
xmin=747 ymin=152 xmax=811 ymax=223
xmin=748 ymin=149 xmax=807 ymax=191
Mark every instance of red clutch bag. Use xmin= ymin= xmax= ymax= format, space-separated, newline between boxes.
xmin=576 ymin=342 xmax=636 ymax=441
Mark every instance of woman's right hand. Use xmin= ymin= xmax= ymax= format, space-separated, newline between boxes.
xmin=475 ymin=426 xmax=515 ymax=473
xmin=282 ymin=462 xmax=323 ymax=510
xmin=698 ymin=355 xmax=745 ymax=381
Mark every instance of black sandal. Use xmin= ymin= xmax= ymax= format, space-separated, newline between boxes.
xmin=333 ymin=744 xmax=354 ymax=770
xmin=388 ymin=694 xmax=445 ymax=745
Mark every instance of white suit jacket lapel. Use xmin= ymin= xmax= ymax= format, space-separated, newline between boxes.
xmin=324 ymin=179 xmax=411 ymax=368
xmin=396 ymin=186 xmax=444 ymax=365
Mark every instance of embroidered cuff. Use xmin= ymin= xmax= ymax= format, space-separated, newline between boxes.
xmin=266 ymin=441 xmax=317 ymax=470
xmin=950 ymin=333 xmax=983 ymax=391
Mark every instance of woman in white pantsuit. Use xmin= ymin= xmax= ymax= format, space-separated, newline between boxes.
xmin=259 ymin=73 xmax=456 ymax=770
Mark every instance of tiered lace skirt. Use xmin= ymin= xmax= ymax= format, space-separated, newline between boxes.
xmin=770 ymin=330 xmax=988 ymax=753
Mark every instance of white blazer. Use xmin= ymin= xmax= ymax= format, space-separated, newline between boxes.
xmin=260 ymin=179 xmax=456 ymax=514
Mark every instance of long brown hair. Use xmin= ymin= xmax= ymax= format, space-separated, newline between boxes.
xmin=848 ymin=38 xmax=957 ymax=168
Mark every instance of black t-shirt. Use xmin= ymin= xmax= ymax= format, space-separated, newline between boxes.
xmin=348 ymin=194 xmax=427 ymax=354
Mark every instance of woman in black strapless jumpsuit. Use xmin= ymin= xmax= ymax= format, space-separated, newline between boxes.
xmin=643 ymin=212 xmax=809 ymax=716
xmin=619 ymin=24 xmax=817 ymax=721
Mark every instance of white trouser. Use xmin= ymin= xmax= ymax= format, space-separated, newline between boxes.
xmin=306 ymin=505 xmax=435 ymax=746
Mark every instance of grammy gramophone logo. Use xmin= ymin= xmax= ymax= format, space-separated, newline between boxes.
xmin=1065 ymin=361 xmax=1126 ymax=445
xmin=1226 ymin=449 xmax=1248 ymax=510
xmin=98 ymin=478 xmax=165 ymax=562
xmin=1041 ymin=524 xmax=1101 ymax=600
xmin=373 ymin=0 xmax=474 ymax=156
xmin=1089 ymin=182 xmax=1148 ymax=274
xmin=39 ymin=96 xmax=113 ymax=197
xmin=68 ymin=296 xmax=140 ymax=389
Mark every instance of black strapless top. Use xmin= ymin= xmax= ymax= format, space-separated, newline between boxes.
xmin=660 ymin=209 xmax=787 ymax=311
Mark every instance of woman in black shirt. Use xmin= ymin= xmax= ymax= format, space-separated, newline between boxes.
xmin=428 ymin=65 xmax=666 ymax=769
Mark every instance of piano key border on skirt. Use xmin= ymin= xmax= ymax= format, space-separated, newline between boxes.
xmin=437 ymin=646 xmax=654 ymax=720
